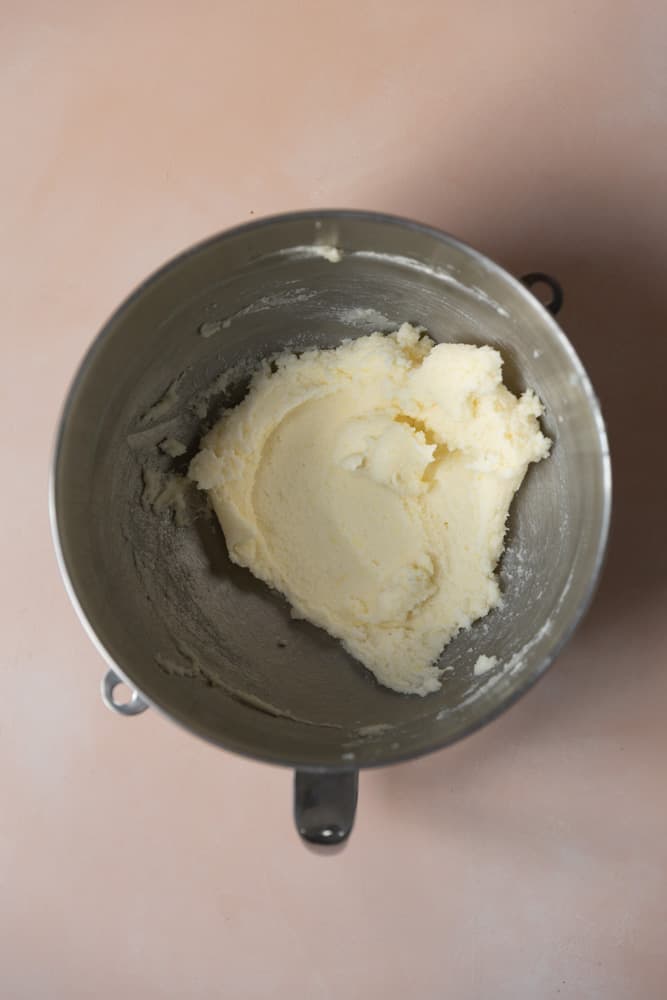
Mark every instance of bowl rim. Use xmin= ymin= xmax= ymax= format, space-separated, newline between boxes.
xmin=49 ymin=208 xmax=613 ymax=771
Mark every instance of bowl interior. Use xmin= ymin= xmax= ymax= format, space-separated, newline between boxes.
xmin=53 ymin=213 xmax=610 ymax=767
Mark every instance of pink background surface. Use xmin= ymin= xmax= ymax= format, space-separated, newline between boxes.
xmin=2 ymin=2 xmax=667 ymax=997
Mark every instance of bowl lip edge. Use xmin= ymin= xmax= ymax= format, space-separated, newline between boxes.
xmin=48 ymin=207 xmax=613 ymax=771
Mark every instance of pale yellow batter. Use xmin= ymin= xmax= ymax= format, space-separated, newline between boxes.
xmin=189 ymin=324 xmax=550 ymax=695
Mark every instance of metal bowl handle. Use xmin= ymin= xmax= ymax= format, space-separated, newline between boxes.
xmin=101 ymin=669 xmax=149 ymax=716
xmin=521 ymin=272 xmax=564 ymax=316
xmin=294 ymin=770 xmax=358 ymax=851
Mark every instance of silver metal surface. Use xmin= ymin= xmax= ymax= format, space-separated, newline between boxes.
xmin=101 ymin=668 xmax=149 ymax=716
xmin=294 ymin=770 xmax=358 ymax=849
xmin=51 ymin=210 xmax=611 ymax=786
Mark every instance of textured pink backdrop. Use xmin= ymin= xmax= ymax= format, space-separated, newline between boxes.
xmin=2 ymin=2 xmax=667 ymax=998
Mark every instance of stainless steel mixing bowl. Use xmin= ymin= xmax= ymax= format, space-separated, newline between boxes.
xmin=51 ymin=211 xmax=611 ymax=847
